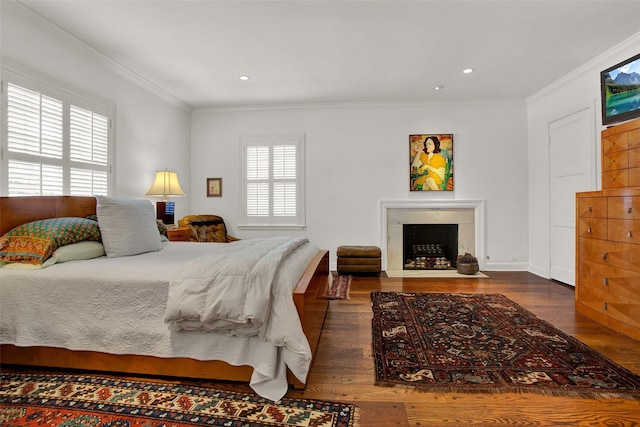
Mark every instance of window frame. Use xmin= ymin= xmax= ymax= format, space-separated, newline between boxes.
xmin=239 ymin=133 xmax=306 ymax=230
xmin=1 ymin=68 xmax=115 ymax=197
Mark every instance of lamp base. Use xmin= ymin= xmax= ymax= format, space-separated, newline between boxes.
xmin=156 ymin=201 xmax=175 ymax=225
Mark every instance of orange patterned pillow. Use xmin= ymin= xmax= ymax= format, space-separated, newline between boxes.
xmin=0 ymin=217 xmax=101 ymax=265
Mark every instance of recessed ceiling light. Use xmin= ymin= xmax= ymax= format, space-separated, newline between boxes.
xmin=433 ymin=85 xmax=444 ymax=91
xmin=239 ymin=75 xmax=250 ymax=81
xmin=463 ymin=68 xmax=475 ymax=74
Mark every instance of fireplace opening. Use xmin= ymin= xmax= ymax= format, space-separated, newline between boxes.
xmin=403 ymin=224 xmax=458 ymax=270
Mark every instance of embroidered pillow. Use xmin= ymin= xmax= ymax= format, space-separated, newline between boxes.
xmin=0 ymin=217 xmax=101 ymax=265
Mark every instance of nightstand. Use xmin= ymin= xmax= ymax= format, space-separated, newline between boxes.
xmin=167 ymin=226 xmax=190 ymax=242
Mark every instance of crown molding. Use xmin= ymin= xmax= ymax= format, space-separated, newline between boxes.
xmin=10 ymin=0 xmax=191 ymax=112
xmin=194 ymin=98 xmax=525 ymax=114
xmin=526 ymin=31 xmax=640 ymax=105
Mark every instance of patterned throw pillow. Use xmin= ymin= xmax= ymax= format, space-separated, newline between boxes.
xmin=0 ymin=217 xmax=101 ymax=265
xmin=156 ymin=219 xmax=168 ymax=237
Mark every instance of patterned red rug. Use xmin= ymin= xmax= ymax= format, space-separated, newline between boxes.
xmin=371 ymin=292 xmax=640 ymax=399
xmin=0 ymin=372 xmax=359 ymax=427
xmin=317 ymin=274 xmax=352 ymax=300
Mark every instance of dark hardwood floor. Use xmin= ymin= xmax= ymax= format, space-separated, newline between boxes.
xmin=287 ymin=271 xmax=640 ymax=427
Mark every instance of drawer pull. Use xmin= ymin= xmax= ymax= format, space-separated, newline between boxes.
xmin=628 ymin=231 xmax=633 ymax=238
xmin=587 ymin=227 xmax=592 ymax=233
xmin=629 ymin=207 xmax=633 ymax=214
xmin=602 ymin=302 xmax=608 ymax=311
xmin=602 ymin=252 xmax=608 ymax=260
xmin=603 ymin=277 xmax=608 ymax=286
xmin=588 ymin=206 xmax=592 ymax=213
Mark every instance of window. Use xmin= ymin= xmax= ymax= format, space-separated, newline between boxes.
xmin=240 ymin=133 xmax=305 ymax=229
xmin=2 ymin=70 xmax=113 ymax=196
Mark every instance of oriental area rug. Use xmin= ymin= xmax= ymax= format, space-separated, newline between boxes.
xmin=317 ymin=274 xmax=352 ymax=300
xmin=371 ymin=292 xmax=640 ymax=400
xmin=0 ymin=372 xmax=359 ymax=427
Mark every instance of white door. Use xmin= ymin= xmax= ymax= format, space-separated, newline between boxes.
xmin=549 ymin=107 xmax=596 ymax=286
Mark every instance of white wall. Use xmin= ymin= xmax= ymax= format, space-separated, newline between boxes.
xmin=526 ymin=32 xmax=640 ymax=278
xmin=1 ymin=1 xmax=192 ymax=220
xmin=191 ymin=101 xmax=529 ymax=270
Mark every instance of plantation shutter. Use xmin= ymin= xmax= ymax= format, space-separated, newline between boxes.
xmin=69 ymin=104 xmax=109 ymax=195
xmin=3 ymin=73 xmax=112 ymax=196
xmin=241 ymin=134 xmax=305 ymax=228
xmin=272 ymin=145 xmax=297 ymax=217
xmin=246 ymin=145 xmax=270 ymax=216
xmin=7 ymin=160 xmax=63 ymax=195
xmin=6 ymin=83 xmax=64 ymax=195
xmin=7 ymin=83 xmax=63 ymax=159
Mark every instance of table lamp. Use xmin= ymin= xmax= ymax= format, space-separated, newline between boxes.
xmin=145 ymin=170 xmax=185 ymax=224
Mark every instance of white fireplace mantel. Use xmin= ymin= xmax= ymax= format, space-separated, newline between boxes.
xmin=380 ymin=199 xmax=485 ymax=271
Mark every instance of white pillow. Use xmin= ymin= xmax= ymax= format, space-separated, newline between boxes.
xmin=52 ymin=240 xmax=106 ymax=263
xmin=96 ymin=196 xmax=163 ymax=258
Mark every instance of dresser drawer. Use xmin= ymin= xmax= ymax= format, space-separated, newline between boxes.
xmin=629 ymin=167 xmax=640 ymax=187
xmin=578 ymin=237 xmax=640 ymax=270
xmin=578 ymin=258 xmax=640 ymax=301
xmin=602 ymin=169 xmax=629 ymax=189
xmin=630 ymin=147 xmax=640 ymax=167
xmin=630 ymin=128 xmax=640 ymax=149
xmin=577 ymin=217 xmax=607 ymax=240
xmin=608 ymin=196 xmax=640 ymax=219
xmin=608 ymin=219 xmax=640 ymax=244
xmin=602 ymin=150 xmax=628 ymax=171
xmin=577 ymin=284 xmax=640 ymax=330
xmin=602 ymin=131 xmax=629 ymax=154
xmin=577 ymin=197 xmax=607 ymax=218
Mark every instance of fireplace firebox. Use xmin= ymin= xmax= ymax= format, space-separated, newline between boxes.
xmin=403 ymin=224 xmax=458 ymax=270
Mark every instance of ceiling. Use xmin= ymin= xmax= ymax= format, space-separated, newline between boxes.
xmin=15 ymin=0 xmax=640 ymax=109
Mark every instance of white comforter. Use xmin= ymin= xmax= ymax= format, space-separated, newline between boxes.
xmin=0 ymin=238 xmax=319 ymax=401
xmin=165 ymin=237 xmax=308 ymax=338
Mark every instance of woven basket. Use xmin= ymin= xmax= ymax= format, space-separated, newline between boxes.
xmin=457 ymin=262 xmax=479 ymax=275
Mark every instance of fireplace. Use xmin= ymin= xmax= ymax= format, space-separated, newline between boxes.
xmin=403 ymin=224 xmax=458 ymax=270
xmin=380 ymin=199 xmax=485 ymax=273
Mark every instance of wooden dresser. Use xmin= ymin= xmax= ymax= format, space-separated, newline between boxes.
xmin=575 ymin=117 xmax=640 ymax=341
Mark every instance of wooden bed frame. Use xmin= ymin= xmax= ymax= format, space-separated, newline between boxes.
xmin=0 ymin=196 xmax=330 ymax=389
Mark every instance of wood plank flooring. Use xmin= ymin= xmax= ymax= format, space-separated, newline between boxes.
xmin=287 ymin=271 xmax=640 ymax=426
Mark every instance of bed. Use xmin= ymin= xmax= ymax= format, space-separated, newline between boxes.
xmin=0 ymin=196 xmax=330 ymax=401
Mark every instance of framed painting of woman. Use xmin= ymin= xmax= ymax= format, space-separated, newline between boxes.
xmin=410 ymin=134 xmax=453 ymax=191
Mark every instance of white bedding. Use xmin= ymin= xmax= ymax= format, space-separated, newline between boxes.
xmin=165 ymin=237 xmax=308 ymax=336
xmin=0 ymin=237 xmax=320 ymax=401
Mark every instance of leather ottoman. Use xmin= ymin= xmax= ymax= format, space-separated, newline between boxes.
xmin=337 ymin=245 xmax=381 ymax=275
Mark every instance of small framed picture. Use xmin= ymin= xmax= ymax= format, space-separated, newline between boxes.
xmin=207 ymin=178 xmax=222 ymax=197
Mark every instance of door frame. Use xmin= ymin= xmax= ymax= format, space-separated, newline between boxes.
xmin=547 ymin=104 xmax=597 ymax=286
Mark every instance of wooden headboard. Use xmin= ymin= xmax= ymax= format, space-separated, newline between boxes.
xmin=0 ymin=196 xmax=97 ymax=235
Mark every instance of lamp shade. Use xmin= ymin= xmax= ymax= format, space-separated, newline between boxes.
xmin=145 ymin=170 xmax=185 ymax=201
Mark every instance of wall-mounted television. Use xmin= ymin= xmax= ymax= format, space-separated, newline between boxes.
xmin=601 ymin=53 xmax=640 ymax=126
